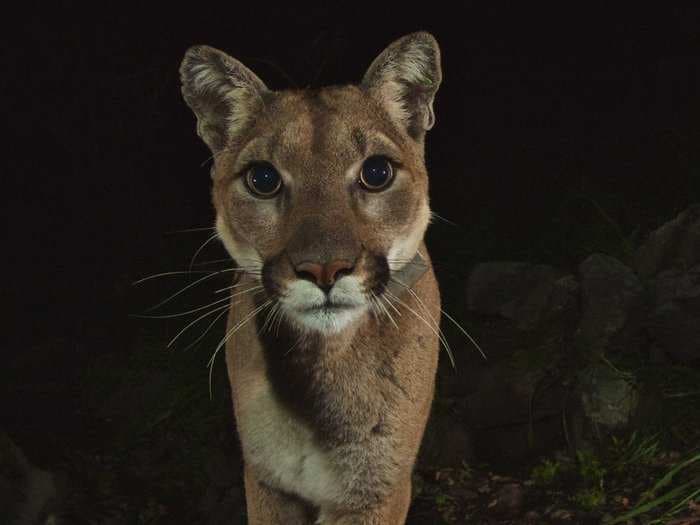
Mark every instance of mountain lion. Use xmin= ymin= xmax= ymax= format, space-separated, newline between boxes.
xmin=180 ymin=31 xmax=443 ymax=524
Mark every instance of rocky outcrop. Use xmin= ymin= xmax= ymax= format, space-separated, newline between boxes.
xmin=443 ymin=205 xmax=700 ymax=462
xmin=636 ymin=205 xmax=700 ymax=364
xmin=466 ymin=262 xmax=577 ymax=330
xmin=647 ymin=264 xmax=700 ymax=363
xmin=634 ymin=204 xmax=700 ymax=279
xmin=575 ymin=254 xmax=647 ymax=356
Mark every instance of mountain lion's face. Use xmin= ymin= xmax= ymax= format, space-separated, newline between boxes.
xmin=181 ymin=33 xmax=441 ymax=332
xmin=211 ymin=87 xmax=430 ymax=332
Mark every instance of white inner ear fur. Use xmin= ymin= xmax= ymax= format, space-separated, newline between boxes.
xmin=377 ymin=80 xmax=411 ymax=127
xmin=186 ymin=52 xmax=265 ymax=144
xmin=197 ymin=65 xmax=257 ymax=137
xmin=222 ymin=87 xmax=260 ymax=139
xmin=371 ymin=45 xmax=437 ymax=129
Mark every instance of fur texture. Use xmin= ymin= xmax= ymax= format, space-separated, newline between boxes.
xmin=180 ymin=31 xmax=443 ymax=524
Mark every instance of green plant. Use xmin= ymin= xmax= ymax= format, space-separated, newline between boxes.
xmin=572 ymin=487 xmax=607 ymax=510
xmin=531 ymin=458 xmax=562 ymax=486
xmin=458 ymin=460 xmax=474 ymax=483
xmin=568 ymin=449 xmax=608 ymax=511
xmin=609 ymin=431 xmax=661 ymax=475
xmin=607 ymin=451 xmax=700 ymax=524
xmin=577 ymin=449 xmax=607 ymax=488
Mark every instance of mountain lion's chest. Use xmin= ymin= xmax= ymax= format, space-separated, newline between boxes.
xmin=236 ymin=381 xmax=343 ymax=507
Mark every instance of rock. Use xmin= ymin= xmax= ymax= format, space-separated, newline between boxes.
xmin=488 ymin=482 xmax=524 ymax=516
xmin=472 ymin=414 xmax=564 ymax=463
xmin=550 ymin=508 xmax=575 ymax=521
xmin=466 ymin=262 xmax=577 ymax=329
xmin=648 ymin=264 xmax=700 ymax=363
xmin=457 ymin=262 xmax=577 ymax=461
xmin=634 ymin=205 xmax=700 ymax=279
xmin=652 ymin=264 xmax=700 ymax=306
xmin=578 ymin=364 xmax=639 ymax=437
xmin=575 ymin=254 xmax=647 ymax=355
xmin=460 ymin=363 xmax=567 ymax=463
xmin=452 ymin=487 xmax=479 ymax=500
xmin=462 ymin=367 xmax=560 ymax=429
xmin=418 ymin=403 xmax=474 ymax=469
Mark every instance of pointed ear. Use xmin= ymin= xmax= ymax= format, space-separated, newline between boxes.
xmin=179 ymin=45 xmax=269 ymax=153
xmin=361 ymin=32 xmax=442 ymax=139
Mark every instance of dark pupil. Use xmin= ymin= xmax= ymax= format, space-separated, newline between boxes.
xmin=251 ymin=165 xmax=279 ymax=194
xmin=363 ymin=157 xmax=390 ymax=187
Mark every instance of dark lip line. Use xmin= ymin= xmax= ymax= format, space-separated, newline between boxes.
xmin=301 ymin=302 xmax=358 ymax=313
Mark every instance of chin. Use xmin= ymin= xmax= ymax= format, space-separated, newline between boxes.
xmin=286 ymin=305 xmax=366 ymax=334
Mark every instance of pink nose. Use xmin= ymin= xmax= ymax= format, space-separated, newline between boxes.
xmin=295 ymin=260 xmax=355 ymax=290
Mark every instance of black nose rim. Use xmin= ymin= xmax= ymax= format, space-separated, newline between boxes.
xmin=294 ymin=266 xmax=321 ymax=284
xmin=333 ymin=265 xmax=354 ymax=281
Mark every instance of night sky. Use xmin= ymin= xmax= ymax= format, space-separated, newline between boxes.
xmin=3 ymin=5 xmax=699 ymax=434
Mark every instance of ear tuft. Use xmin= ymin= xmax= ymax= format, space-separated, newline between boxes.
xmin=180 ymin=46 xmax=268 ymax=152
xmin=361 ymin=32 xmax=442 ymax=139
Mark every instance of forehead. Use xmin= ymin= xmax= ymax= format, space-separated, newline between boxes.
xmin=236 ymin=86 xmax=405 ymax=170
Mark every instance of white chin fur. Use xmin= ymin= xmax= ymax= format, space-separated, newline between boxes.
xmin=281 ymin=276 xmax=368 ymax=333
xmin=286 ymin=306 xmax=366 ymax=333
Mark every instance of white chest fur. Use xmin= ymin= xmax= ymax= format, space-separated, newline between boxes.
xmin=236 ymin=380 xmax=342 ymax=507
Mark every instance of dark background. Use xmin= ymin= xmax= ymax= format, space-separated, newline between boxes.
xmin=5 ymin=4 xmax=699 ymax=343
xmin=2 ymin=3 xmax=699 ymax=520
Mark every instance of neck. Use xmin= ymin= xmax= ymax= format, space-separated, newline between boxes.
xmin=386 ymin=250 xmax=429 ymax=298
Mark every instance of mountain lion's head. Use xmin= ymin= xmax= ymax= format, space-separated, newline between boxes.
xmin=180 ymin=32 xmax=441 ymax=333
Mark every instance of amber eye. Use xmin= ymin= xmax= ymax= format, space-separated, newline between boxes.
xmin=359 ymin=156 xmax=394 ymax=191
xmin=246 ymin=163 xmax=282 ymax=197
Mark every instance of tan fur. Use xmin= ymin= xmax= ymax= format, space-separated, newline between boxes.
xmin=180 ymin=32 xmax=443 ymax=524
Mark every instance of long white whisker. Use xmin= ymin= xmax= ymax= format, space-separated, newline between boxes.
xmin=209 ymin=300 xmax=272 ymax=361
xmin=146 ymin=269 xmax=234 ymax=312
xmin=189 ymin=232 xmax=220 ymax=271
xmin=165 ymin=226 xmax=217 ymax=234
xmin=167 ymin=304 xmax=230 ymax=349
xmin=398 ymin=284 xmax=455 ymax=366
xmin=274 ymin=304 xmax=287 ymax=336
xmin=284 ymin=336 xmax=303 ymax=356
xmin=199 ymin=148 xmax=228 ymax=168
xmin=394 ymin=278 xmax=486 ymax=361
xmin=382 ymin=293 xmax=403 ymax=318
xmin=385 ymin=289 xmax=455 ymax=369
xmin=132 ymin=270 xmax=216 ymax=285
xmin=182 ymin=307 xmax=230 ymax=352
xmin=379 ymin=294 xmax=399 ymax=329
xmin=208 ymin=300 xmax=273 ymax=397
xmin=133 ymin=296 xmax=232 ymax=319
xmin=192 ymin=258 xmax=233 ymax=267
xmin=134 ymin=286 xmax=262 ymax=319
xmin=372 ymin=291 xmax=398 ymax=329
xmin=366 ymin=292 xmax=381 ymax=323
xmin=430 ymin=211 xmax=459 ymax=227
xmin=215 ymin=282 xmax=256 ymax=294
xmin=259 ymin=301 xmax=280 ymax=335
xmin=439 ymin=309 xmax=487 ymax=361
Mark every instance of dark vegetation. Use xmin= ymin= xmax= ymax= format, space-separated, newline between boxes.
xmin=3 ymin=5 xmax=699 ymax=524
